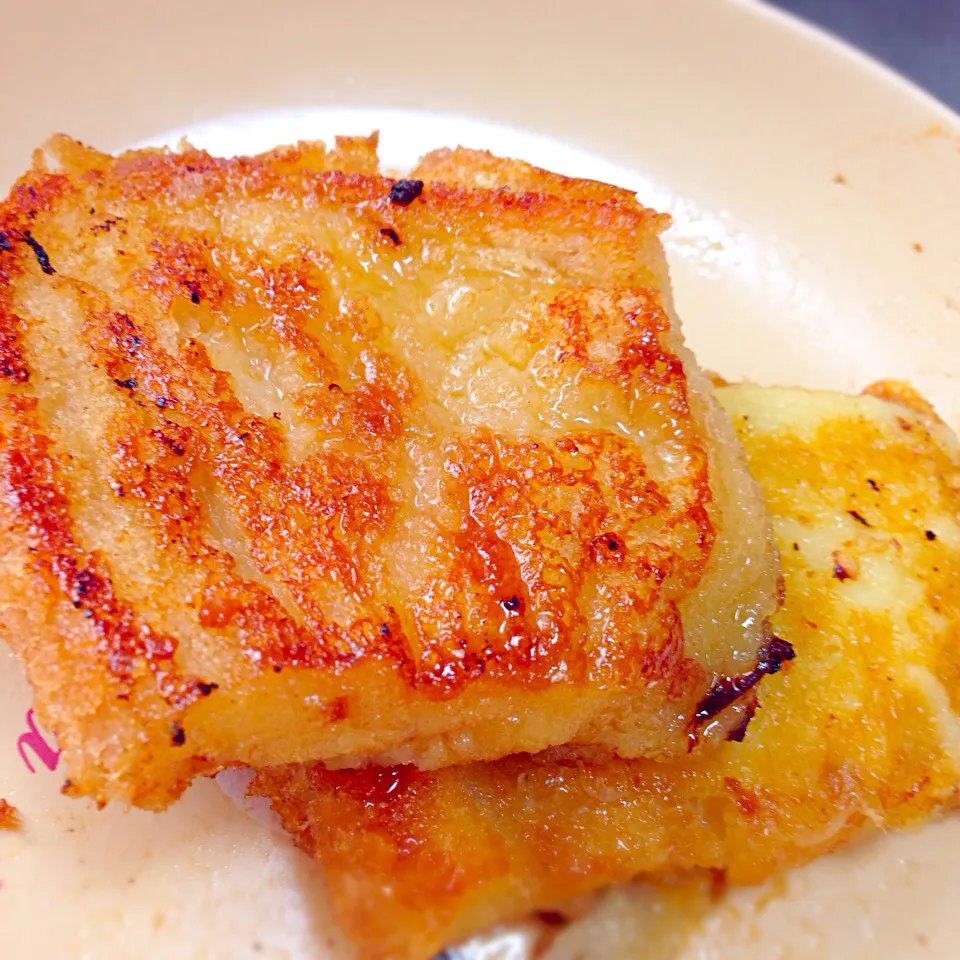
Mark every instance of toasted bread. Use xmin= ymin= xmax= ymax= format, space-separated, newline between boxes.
xmin=253 ymin=384 xmax=960 ymax=960
xmin=0 ymin=137 xmax=776 ymax=807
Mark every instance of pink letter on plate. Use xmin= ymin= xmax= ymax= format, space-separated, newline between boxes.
xmin=16 ymin=708 xmax=60 ymax=773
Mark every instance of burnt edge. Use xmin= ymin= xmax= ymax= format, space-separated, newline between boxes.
xmin=724 ymin=695 xmax=759 ymax=743
xmin=388 ymin=178 xmax=424 ymax=206
xmin=21 ymin=231 xmax=56 ymax=275
xmin=695 ymin=634 xmax=796 ymax=727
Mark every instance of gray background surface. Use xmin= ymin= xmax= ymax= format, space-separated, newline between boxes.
xmin=771 ymin=0 xmax=960 ymax=109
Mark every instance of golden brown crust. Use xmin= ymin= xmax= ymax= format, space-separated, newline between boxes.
xmin=0 ymin=136 xmax=776 ymax=807
xmin=862 ymin=378 xmax=941 ymax=418
xmin=412 ymin=146 xmax=640 ymax=203
xmin=0 ymin=394 xmax=219 ymax=804
xmin=253 ymin=384 xmax=960 ymax=960
xmin=256 ymin=132 xmax=382 ymax=176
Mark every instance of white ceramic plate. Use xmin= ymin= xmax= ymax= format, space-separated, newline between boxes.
xmin=2 ymin=1 xmax=960 ymax=957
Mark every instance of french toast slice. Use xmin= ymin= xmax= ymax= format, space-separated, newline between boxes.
xmin=253 ymin=383 xmax=960 ymax=960
xmin=0 ymin=136 xmax=776 ymax=807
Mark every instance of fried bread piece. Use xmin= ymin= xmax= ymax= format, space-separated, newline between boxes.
xmin=254 ymin=383 xmax=960 ymax=960
xmin=0 ymin=136 xmax=777 ymax=808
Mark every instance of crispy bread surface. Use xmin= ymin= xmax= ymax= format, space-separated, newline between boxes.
xmin=254 ymin=384 xmax=960 ymax=960
xmin=0 ymin=137 xmax=776 ymax=806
